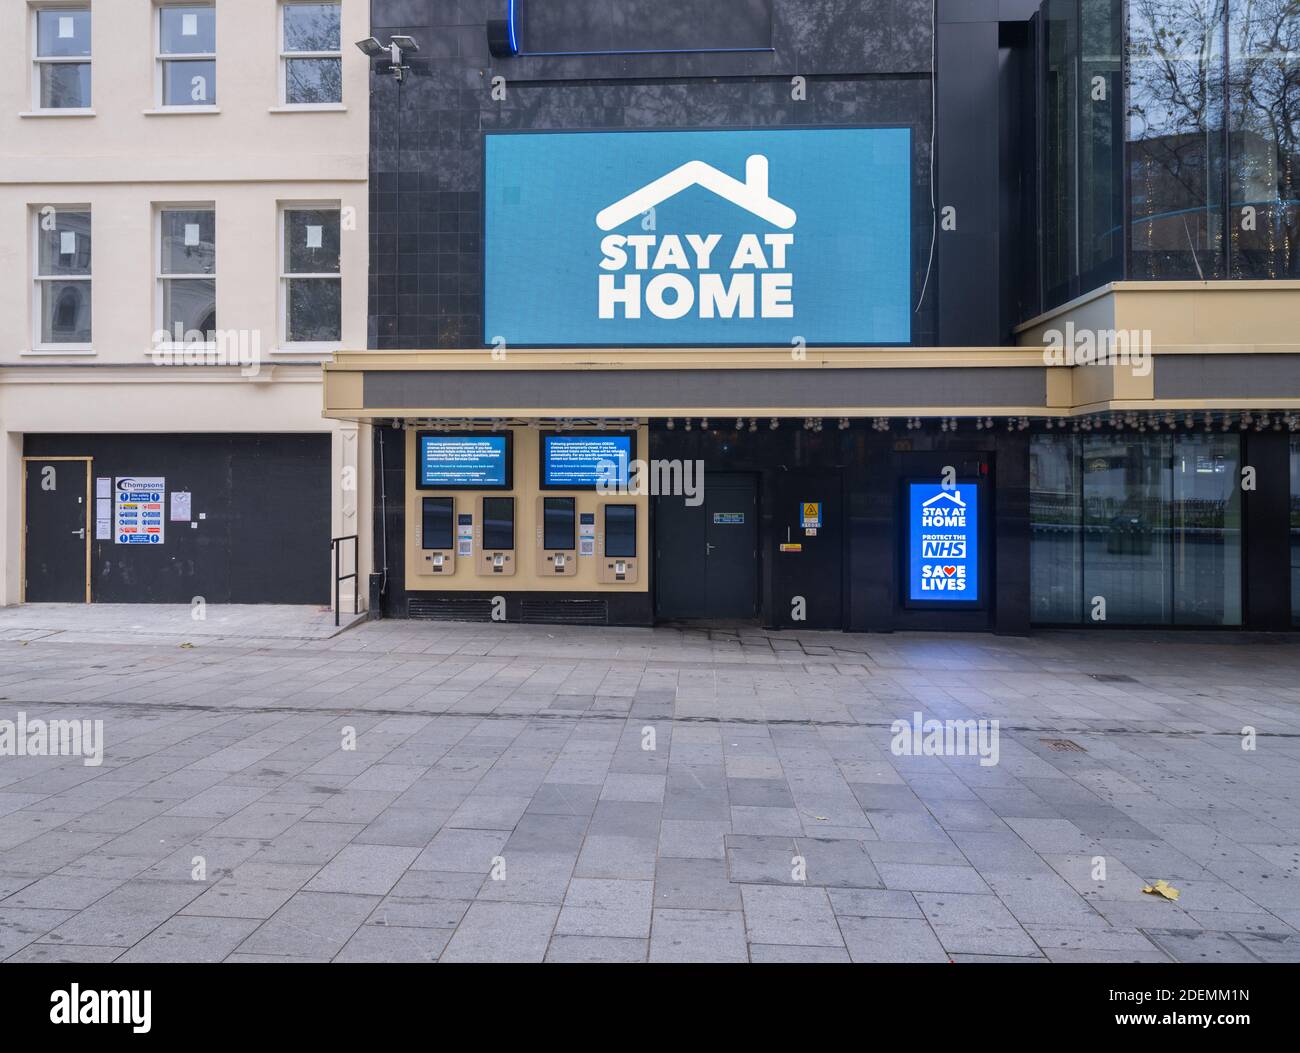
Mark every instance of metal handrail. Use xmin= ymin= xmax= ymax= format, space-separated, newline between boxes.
xmin=331 ymin=534 xmax=359 ymax=627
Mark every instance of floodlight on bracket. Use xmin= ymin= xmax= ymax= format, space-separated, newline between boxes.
xmin=355 ymin=34 xmax=419 ymax=81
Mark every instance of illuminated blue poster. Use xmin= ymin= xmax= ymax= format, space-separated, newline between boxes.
xmin=543 ymin=434 xmax=632 ymax=488
xmin=908 ymin=482 xmax=979 ymax=604
xmin=485 ymin=128 xmax=911 ymax=345
xmin=419 ymin=434 xmax=510 ymax=488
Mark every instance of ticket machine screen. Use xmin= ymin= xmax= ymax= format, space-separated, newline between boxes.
xmin=421 ymin=497 xmax=454 ymax=550
xmin=604 ymin=505 xmax=636 ymax=557
xmin=544 ymin=498 xmax=576 ymax=551
xmin=482 ymin=497 xmax=515 ymax=551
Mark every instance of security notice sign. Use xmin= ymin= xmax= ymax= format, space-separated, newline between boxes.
xmin=115 ymin=477 xmax=166 ymax=545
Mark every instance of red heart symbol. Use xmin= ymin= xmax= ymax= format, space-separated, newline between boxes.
xmin=943 ymin=566 xmax=956 ymax=575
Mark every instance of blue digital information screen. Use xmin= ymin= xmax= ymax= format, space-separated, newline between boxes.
xmin=419 ymin=434 xmax=510 ymax=488
xmin=907 ymin=482 xmax=979 ymax=604
xmin=543 ymin=434 xmax=632 ymax=488
xmin=484 ymin=128 xmax=912 ymax=345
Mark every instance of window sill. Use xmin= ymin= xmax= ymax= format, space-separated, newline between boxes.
xmin=271 ymin=344 xmax=341 ymax=355
xmin=142 ymin=106 xmax=221 ymax=116
xmin=268 ymin=103 xmax=346 ymax=113
xmin=19 ymin=108 xmax=95 ymax=118
xmin=23 ymin=346 xmax=96 ymax=356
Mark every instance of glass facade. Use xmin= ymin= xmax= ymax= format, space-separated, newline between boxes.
xmin=1042 ymin=0 xmax=1125 ymax=306
xmin=1127 ymin=0 xmax=1299 ymax=281
xmin=1038 ymin=0 xmax=1299 ymax=307
xmin=1030 ymin=432 xmax=1242 ymax=624
xmin=1292 ymin=437 xmax=1300 ymax=625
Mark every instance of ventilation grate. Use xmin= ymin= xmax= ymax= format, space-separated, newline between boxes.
xmin=1041 ymin=738 xmax=1087 ymax=752
xmin=407 ymin=596 xmax=496 ymax=622
xmin=520 ymin=599 xmax=609 ymax=626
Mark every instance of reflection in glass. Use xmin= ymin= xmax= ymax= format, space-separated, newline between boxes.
xmin=160 ymin=210 xmax=215 ymax=275
xmin=159 ymin=6 xmax=216 ymax=53
xmin=1082 ymin=434 xmax=1173 ymax=623
xmin=38 ymin=211 xmax=92 ymax=276
xmin=1029 ymin=432 xmax=1243 ymax=625
xmin=286 ymin=278 xmax=341 ymax=342
xmin=41 ymin=281 xmax=91 ymax=343
xmin=37 ymin=9 xmax=91 ymax=56
xmin=1227 ymin=0 xmax=1300 ymax=279
xmin=1172 ymin=434 xmax=1241 ymax=624
xmin=39 ymin=63 xmax=91 ymax=109
xmin=1291 ymin=438 xmax=1300 ymax=625
xmin=1030 ymin=434 xmax=1082 ymax=622
xmin=162 ymin=279 xmax=217 ymax=341
xmin=286 ymin=58 xmax=342 ymax=104
xmin=284 ymin=3 xmax=341 ymax=51
xmin=163 ymin=59 xmax=216 ymax=105
xmin=285 ymin=210 xmax=341 ymax=273
xmin=1126 ymin=0 xmax=1228 ymax=280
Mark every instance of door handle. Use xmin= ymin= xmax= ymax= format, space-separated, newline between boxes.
xmin=72 ymin=528 xmax=85 ymax=540
xmin=705 ymin=542 xmax=716 ymax=555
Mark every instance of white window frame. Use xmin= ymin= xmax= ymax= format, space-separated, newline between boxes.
xmin=278 ymin=1 xmax=343 ymax=109
xmin=30 ymin=5 xmax=93 ymax=114
xmin=155 ymin=203 xmax=217 ymax=350
xmin=31 ymin=205 xmax=93 ymax=354
xmin=278 ymin=202 xmax=342 ymax=351
xmin=154 ymin=2 xmax=216 ymax=110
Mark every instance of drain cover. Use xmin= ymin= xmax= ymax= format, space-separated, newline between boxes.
xmin=1041 ymin=738 xmax=1087 ymax=752
xmin=1089 ymin=673 xmax=1136 ymax=683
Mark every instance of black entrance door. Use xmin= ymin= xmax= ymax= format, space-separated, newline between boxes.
xmin=24 ymin=457 xmax=90 ymax=602
xmin=770 ymin=470 xmax=844 ymax=629
xmin=655 ymin=472 xmax=758 ymax=620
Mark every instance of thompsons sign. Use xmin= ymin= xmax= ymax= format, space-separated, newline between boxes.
xmin=484 ymin=128 xmax=911 ymax=346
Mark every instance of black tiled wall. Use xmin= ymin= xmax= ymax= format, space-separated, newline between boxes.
xmin=369 ymin=0 xmax=964 ymax=349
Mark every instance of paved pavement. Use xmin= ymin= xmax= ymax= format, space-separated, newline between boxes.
xmin=0 ymin=603 xmax=363 ymax=645
xmin=1 ymin=614 xmax=1299 ymax=963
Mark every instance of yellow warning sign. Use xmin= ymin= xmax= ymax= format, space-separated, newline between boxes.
xmin=801 ymin=502 xmax=822 ymax=529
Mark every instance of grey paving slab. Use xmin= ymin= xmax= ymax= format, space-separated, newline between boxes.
xmin=303 ymin=844 xmax=420 ymax=896
xmin=6 ymin=942 xmax=125 ymax=963
xmin=1 ymin=874 xmax=123 ymax=911
xmin=3 ymin=617 xmax=1300 ymax=961
xmin=659 ymin=819 xmax=730 ymax=860
xmin=839 ymin=916 xmax=950 ymax=962
xmin=555 ymin=878 xmax=654 ymax=939
xmin=654 ymin=856 xmax=742 ymax=910
xmin=117 ymin=915 xmax=260 ymax=963
xmin=235 ymin=891 xmax=380 ymax=958
xmin=650 ymin=907 xmax=748 ymax=962
xmin=41 ymin=881 xmax=206 ymax=947
xmin=476 ymin=852 xmax=576 ymax=905
xmin=739 ymin=885 xmax=844 ymax=948
xmin=0 ymin=907 xmax=77 ymax=959
xmin=748 ymin=943 xmax=852 ymax=962
xmin=544 ymin=934 xmax=648 ymax=962
xmin=333 ymin=923 xmax=452 ymax=962
xmin=440 ymin=901 xmax=560 ymax=963
xmin=180 ymin=862 xmax=320 ymax=920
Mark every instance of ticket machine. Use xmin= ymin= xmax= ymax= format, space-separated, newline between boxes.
xmin=476 ymin=495 xmax=516 ymax=576
xmin=417 ymin=496 xmax=456 ymax=575
xmin=536 ymin=496 xmax=578 ymax=577
xmin=597 ymin=501 xmax=638 ymax=583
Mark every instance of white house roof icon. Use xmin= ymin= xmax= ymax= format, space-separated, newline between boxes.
xmin=922 ymin=490 xmax=966 ymax=508
xmin=595 ymin=154 xmax=797 ymax=232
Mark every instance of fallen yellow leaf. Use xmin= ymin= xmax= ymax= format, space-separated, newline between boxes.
xmin=1142 ymin=879 xmax=1180 ymax=901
